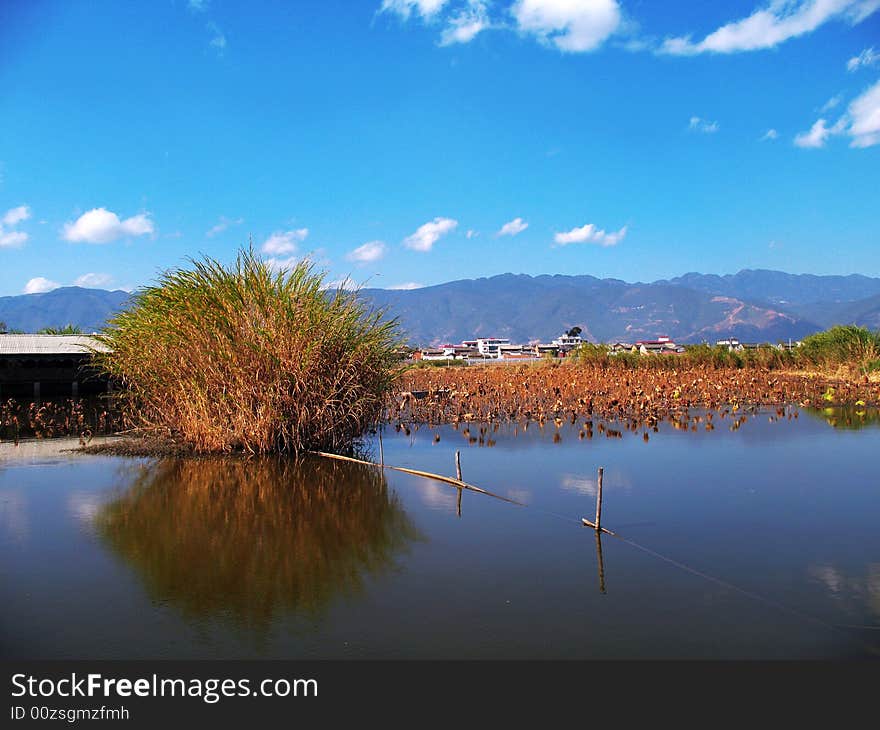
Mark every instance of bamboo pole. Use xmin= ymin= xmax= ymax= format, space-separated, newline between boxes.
xmin=455 ymin=450 xmax=462 ymax=481
xmin=311 ymin=450 xmax=525 ymax=505
xmin=595 ymin=530 xmax=606 ymax=594
xmin=582 ymin=466 xmax=613 ymax=534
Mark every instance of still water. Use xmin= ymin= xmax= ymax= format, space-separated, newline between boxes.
xmin=1 ymin=408 xmax=878 ymax=659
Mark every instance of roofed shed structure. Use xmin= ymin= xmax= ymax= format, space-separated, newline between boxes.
xmin=0 ymin=335 xmax=109 ymax=399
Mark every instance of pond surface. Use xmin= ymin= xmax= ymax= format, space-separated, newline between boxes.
xmin=1 ymin=408 xmax=879 ymax=659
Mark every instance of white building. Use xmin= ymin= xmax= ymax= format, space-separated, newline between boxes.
xmin=551 ymin=333 xmax=583 ymax=349
xmin=475 ymin=338 xmax=510 ymax=358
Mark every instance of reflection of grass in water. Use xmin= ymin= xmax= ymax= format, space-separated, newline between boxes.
xmin=95 ymin=455 xmax=420 ymax=633
xmin=804 ymin=406 xmax=880 ymax=430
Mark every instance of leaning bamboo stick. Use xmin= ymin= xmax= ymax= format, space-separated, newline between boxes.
xmin=310 ymin=449 xmax=525 ymax=506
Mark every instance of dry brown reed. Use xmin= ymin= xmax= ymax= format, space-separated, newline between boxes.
xmin=95 ymin=249 xmax=402 ymax=454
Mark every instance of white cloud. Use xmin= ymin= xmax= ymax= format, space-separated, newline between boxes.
xmin=554 ymin=222 xmax=627 ymax=247
xmin=760 ymin=128 xmax=779 ymax=140
xmin=206 ymin=216 xmax=243 ymax=237
xmin=0 ymin=205 xmax=30 ymax=247
xmin=689 ymin=116 xmax=720 ymax=133
xmin=0 ymin=230 xmax=27 ymax=248
xmin=660 ymin=0 xmax=880 ymax=56
xmin=847 ymin=46 xmax=879 ymax=71
xmin=261 ymin=228 xmax=308 ymax=255
xmin=466 ymin=229 xmax=478 ymax=239
xmin=497 ymin=217 xmax=529 ymax=236
xmin=794 ymin=118 xmax=840 ymax=147
xmin=794 ymin=80 xmax=880 ymax=148
xmin=188 ymin=0 xmax=209 ymax=11
xmin=62 ymin=208 xmax=154 ymax=244
xmin=346 ymin=240 xmax=388 ymax=263
xmin=24 ymin=277 xmax=61 ymax=294
xmin=208 ymin=22 xmax=226 ymax=52
xmin=512 ymin=0 xmax=622 ymax=52
xmin=381 ymin=0 xmax=450 ymax=19
xmin=403 ymin=217 xmax=458 ymax=251
xmin=847 ymin=78 xmax=880 ymax=147
xmin=263 ymin=256 xmax=301 ymax=273
xmin=2 ymin=205 xmax=30 ymax=227
xmin=440 ymin=1 xmax=489 ymax=45
xmin=73 ymin=272 xmax=114 ymax=289
xmin=388 ymin=281 xmax=425 ymax=290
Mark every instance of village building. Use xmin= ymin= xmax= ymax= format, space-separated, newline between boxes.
xmin=635 ymin=336 xmax=685 ymax=355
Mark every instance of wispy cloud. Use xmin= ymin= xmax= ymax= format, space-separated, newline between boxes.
xmin=207 ymin=21 xmax=226 ymax=53
xmin=388 ymin=281 xmax=425 ymax=290
xmin=760 ymin=128 xmax=779 ymax=141
xmin=794 ymin=79 xmax=880 ymax=148
xmin=819 ymin=94 xmax=842 ymax=113
xmin=73 ymin=272 xmax=114 ymax=289
xmin=23 ymin=277 xmax=61 ymax=294
xmin=554 ymin=222 xmax=627 ymax=247
xmin=380 ymin=0 xmax=450 ymax=20
xmin=346 ymin=240 xmax=388 ymax=263
xmin=188 ymin=0 xmax=210 ymax=12
xmin=322 ymin=276 xmax=358 ymax=291
xmin=847 ymin=46 xmax=879 ymax=71
xmin=688 ymin=116 xmax=719 ymax=133
xmin=260 ymin=228 xmax=309 ymax=255
xmin=496 ymin=217 xmax=529 ymax=237
xmin=440 ymin=1 xmax=490 ymax=45
xmin=660 ymin=0 xmax=880 ymax=56
xmin=381 ymin=0 xmax=621 ymax=52
xmin=403 ymin=217 xmax=458 ymax=251
xmin=62 ymin=208 xmax=154 ymax=244
xmin=206 ymin=216 xmax=244 ymax=238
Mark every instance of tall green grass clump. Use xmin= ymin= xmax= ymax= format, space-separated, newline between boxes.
xmin=96 ymin=249 xmax=401 ymax=454
xmin=797 ymin=325 xmax=880 ymax=373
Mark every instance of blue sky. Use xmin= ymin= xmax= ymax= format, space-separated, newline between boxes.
xmin=0 ymin=0 xmax=878 ymax=296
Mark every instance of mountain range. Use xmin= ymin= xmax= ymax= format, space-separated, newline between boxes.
xmin=2 ymin=269 xmax=879 ymax=345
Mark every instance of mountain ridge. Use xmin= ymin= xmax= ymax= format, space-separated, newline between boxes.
xmin=1 ymin=270 xmax=879 ymax=345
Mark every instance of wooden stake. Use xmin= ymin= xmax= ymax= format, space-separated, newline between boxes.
xmin=455 ymin=450 xmax=462 ymax=481
xmin=379 ymin=427 xmax=384 ymax=467
xmin=595 ymin=466 xmax=604 ymax=531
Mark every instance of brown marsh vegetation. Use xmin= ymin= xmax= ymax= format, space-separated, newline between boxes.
xmin=397 ymin=361 xmax=880 ymax=433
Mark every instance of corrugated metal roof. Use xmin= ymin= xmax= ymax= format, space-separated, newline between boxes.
xmin=0 ymin=335 xmax=108 ymax=355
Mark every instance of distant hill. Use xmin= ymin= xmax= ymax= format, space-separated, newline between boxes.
xmin=657 ymin=269 xmax=880 ymax=306
xmin=360 ymin=273 xmax=821 ymax=345
xmin=1 ymin=270 xmax=879 ymax=344
xmin=0 ymin=287 xmax=130 ymax=333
